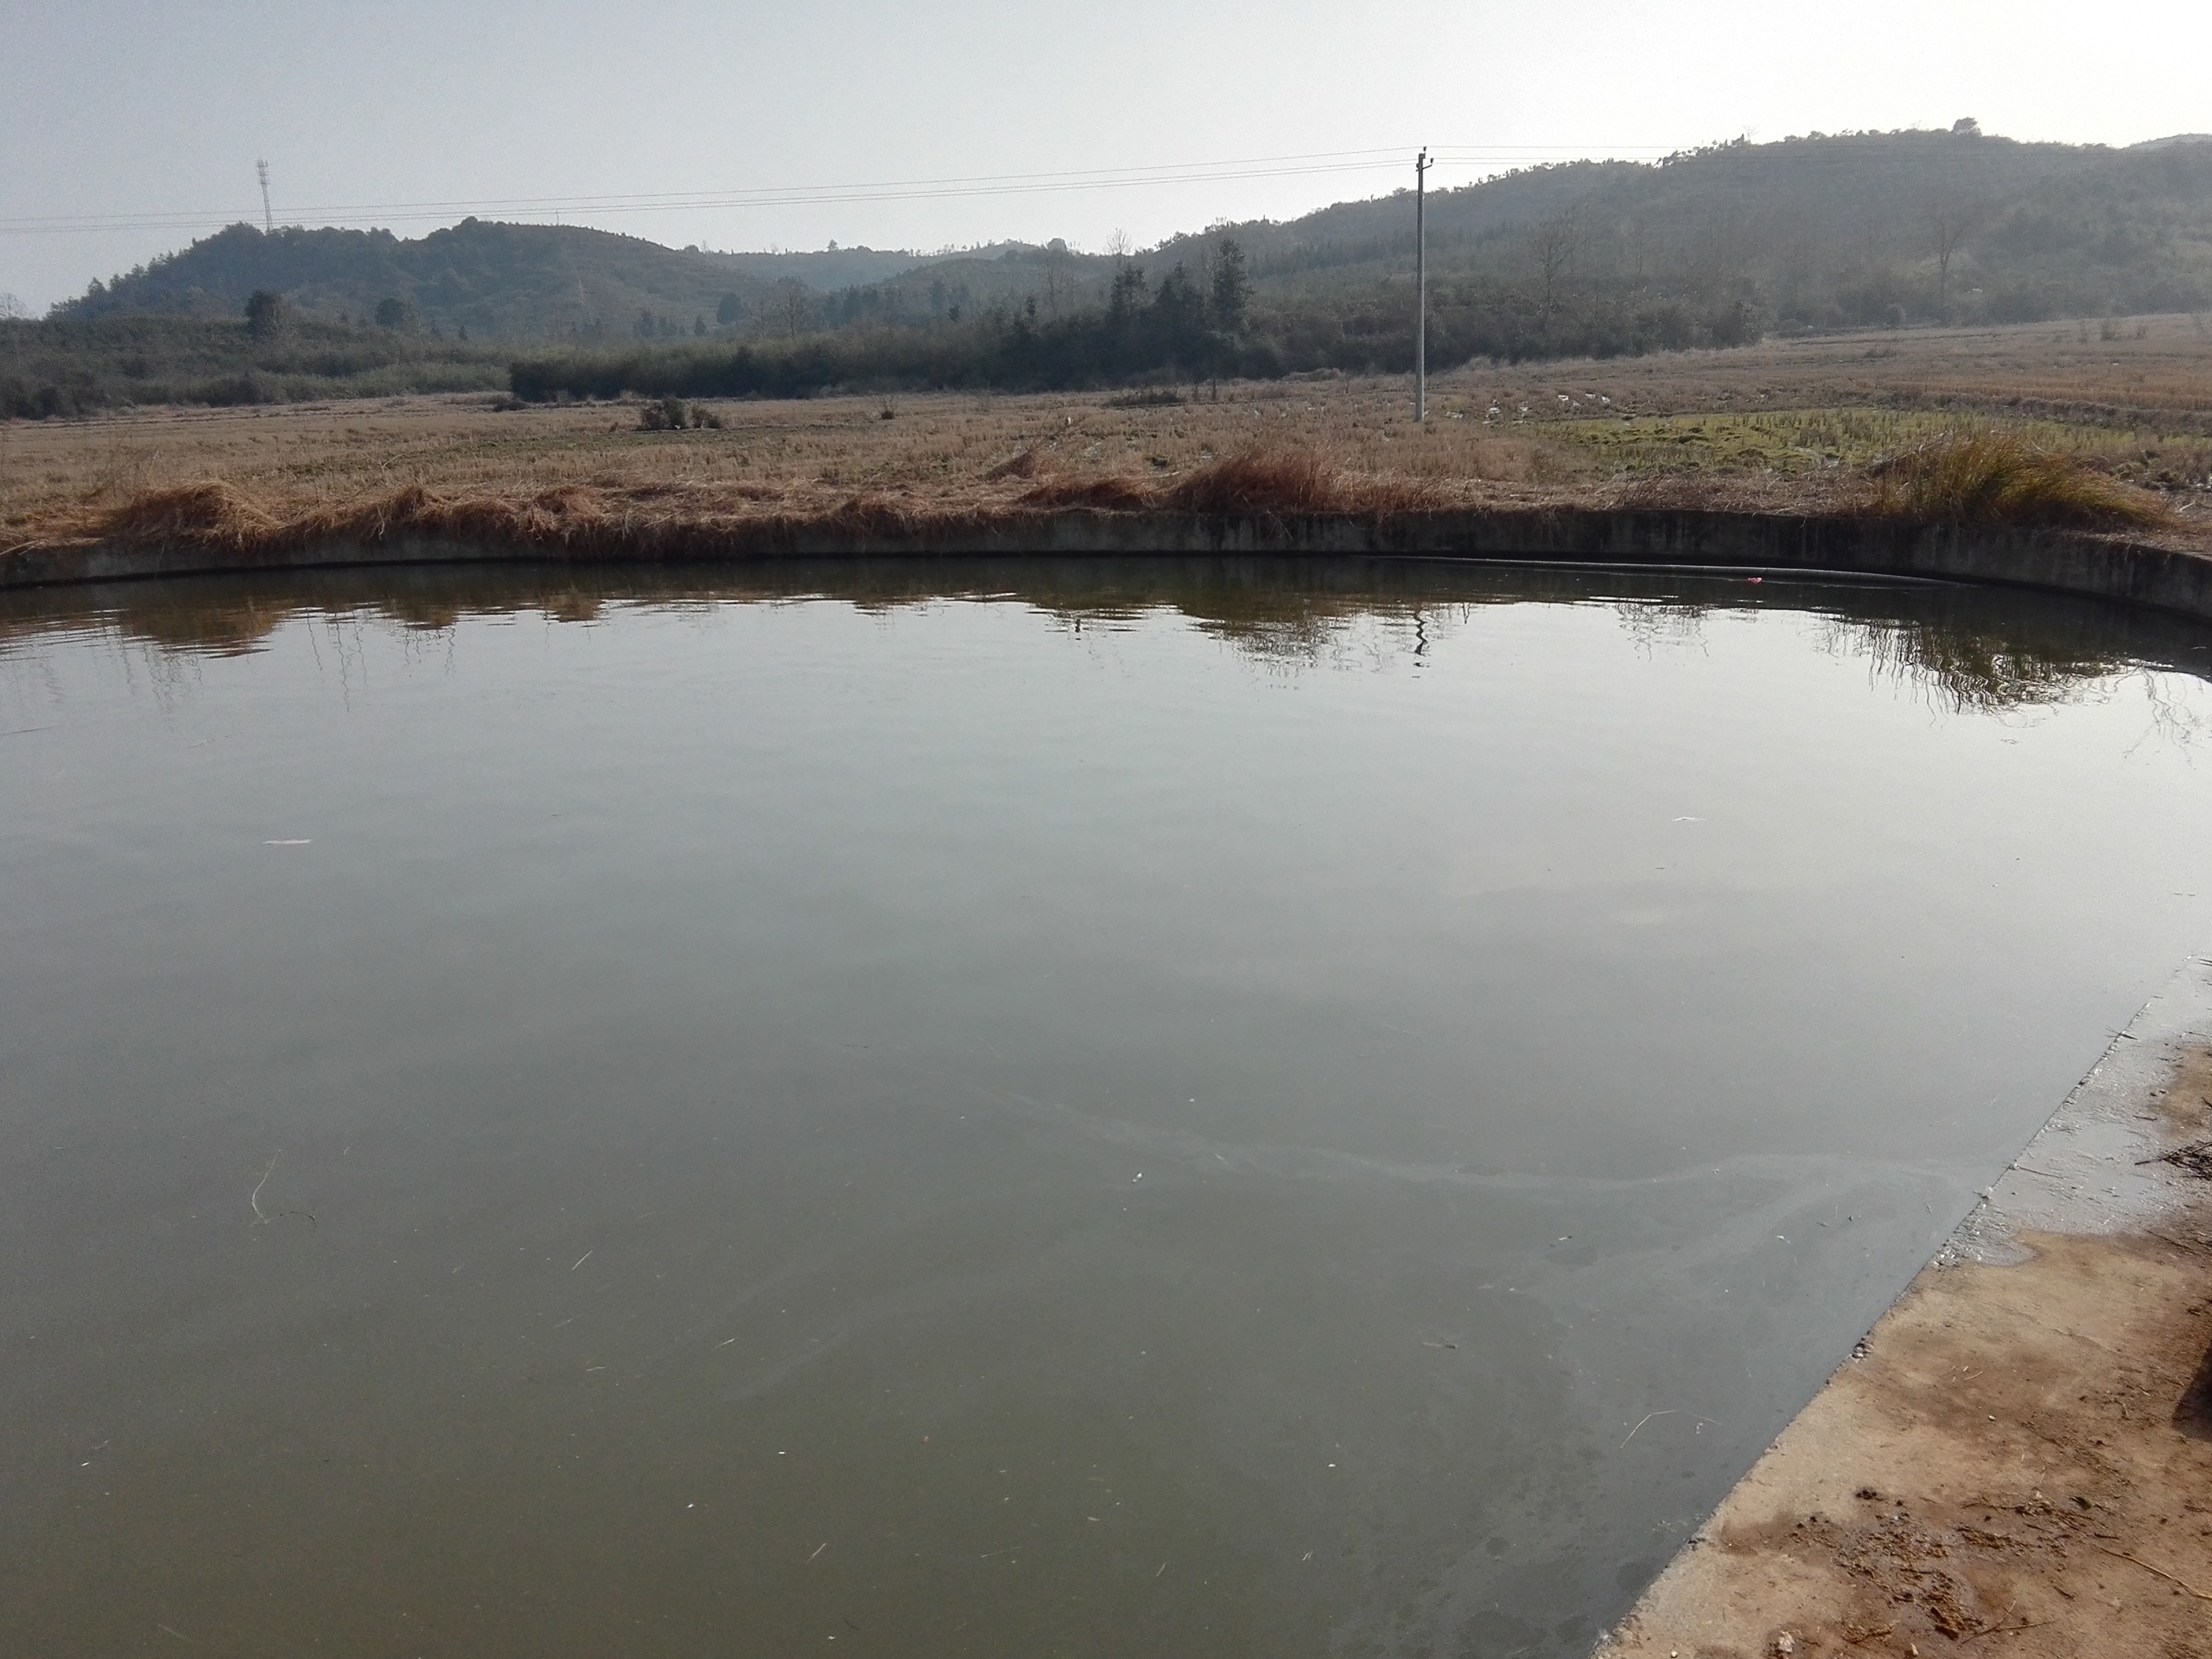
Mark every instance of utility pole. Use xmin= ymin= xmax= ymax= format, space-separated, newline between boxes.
xmin=1414 ymin=148 xmax=1429 ymax=422
xmin=257 ymin=159 xmax=273 ymax=234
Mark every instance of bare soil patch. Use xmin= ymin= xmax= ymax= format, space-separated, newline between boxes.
xmin=1601 ymin=1046 xmax=2212 ymax=1659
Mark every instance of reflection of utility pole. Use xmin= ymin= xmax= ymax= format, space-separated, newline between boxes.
xmin=257 ymin=159 xmax=273 ymax=234
xmin=1414 ymin=148 xmax=1429 ymax=423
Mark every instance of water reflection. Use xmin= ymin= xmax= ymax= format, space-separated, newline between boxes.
xmin=7 ymin=556 xmax=2209 ymax=710
xmin=4 ymin=558 xmax=2211 ymax=1659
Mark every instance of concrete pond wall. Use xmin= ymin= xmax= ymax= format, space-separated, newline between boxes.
xmin=7 ymin=508 xmax=2212 ymax=624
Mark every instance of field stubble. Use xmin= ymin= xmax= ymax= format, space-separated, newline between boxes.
xmin=1 ymin=316 xmax=2207 ymax=557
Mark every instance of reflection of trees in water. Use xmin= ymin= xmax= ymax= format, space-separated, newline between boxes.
xmin=1612 ymin=600 xmax=1711 ymax=655
xmin=541 ymin=588 xmax=606 ymax=626
xmin=1814 ymin=605 xmax=2209 ymax=741
xmin=0 ymin=581 xmax=594 ymax=661
xmin=0 ymin=562 xmax=1504 ymax=672
xmin=3 ymin=562 xmax=2204 ymax=722
xmin=1 ymin=596 xmax=376 ymax=661
xmin=2134 ymin=670 xmax=2209 ymax=752
xmin=1165 ymin=594 xmax=1476 ymax=667
xmin=1818 ymin=614 xmax=2118 ymax=713
xmin=1174 ymin=602 xmax=1348 ymax=663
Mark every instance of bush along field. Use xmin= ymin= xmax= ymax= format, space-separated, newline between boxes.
xmin=0 ymin=307 xmax=509 ymax=419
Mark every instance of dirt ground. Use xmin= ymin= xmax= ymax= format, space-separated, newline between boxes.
xmin=1600 ymin=1046 xmax=2212 ymax=1659
xmin=3 ymin=314 xmax=2209 ymax=554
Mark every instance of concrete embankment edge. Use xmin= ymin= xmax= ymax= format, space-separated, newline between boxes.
xmin=1595 ymin=958 xmax=2212 ymax=1659
xmin=5 ymin=510 xmax=2212 ymax=622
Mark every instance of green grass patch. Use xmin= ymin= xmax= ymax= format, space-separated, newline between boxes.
xmin=1544 ymin=407 xmax=2212 ymax=493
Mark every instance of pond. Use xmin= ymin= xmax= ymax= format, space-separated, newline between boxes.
xmin=4 ymin=558 xmax=2211 ymax=1658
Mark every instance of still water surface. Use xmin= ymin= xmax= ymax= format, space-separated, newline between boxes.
xmin=4 ymin=559 xmax=2211 ymax=1658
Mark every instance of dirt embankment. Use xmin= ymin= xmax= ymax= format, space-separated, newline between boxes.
xmin=1599 ymin=1017 xmax=2212 ymax=1659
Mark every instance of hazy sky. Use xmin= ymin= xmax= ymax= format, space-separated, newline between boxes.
xmin=3 ymin=0 xmax=2206 ymax=310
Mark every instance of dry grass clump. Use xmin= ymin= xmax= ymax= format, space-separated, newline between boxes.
xmin=1161 ymin=446 xmax=1341 ymax=514
xmin=1003 ymin=445 xmax=1458 ymax=517
xmin=36 ymin=437 xmax=1471 ymax=567
xmin=1874 ymin=430 xmax=2169 ymax=528
xmin=1017 ymin=474 xmax=1157 ymax=512
xmin=99 ymin=480 xmax=280 ymax=550
xmin=982 ymin=447 xmax=1049 ymax=482
xmin=1158 ymin=445 xmax=1452 ymax=514
xmin=85 ymin=480 xmax=638 ymax=557
xmin=70 ymin=447 xmax=1454 ymax=563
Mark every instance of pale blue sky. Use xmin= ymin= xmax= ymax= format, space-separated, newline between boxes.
xmin=3 ymin=0 xmax=2205 ymax=310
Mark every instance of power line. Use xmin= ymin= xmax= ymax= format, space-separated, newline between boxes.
xmin=0 ymin=145 xmax=1681 ymax=237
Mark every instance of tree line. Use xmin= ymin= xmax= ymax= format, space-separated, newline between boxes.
xmin=0 ymin=310 xmax=506 ymax=419
xmin=508 ymin=242 xmax=1266 ymax=399
xmin=506 ymin=234 xmax=1770 ymax=401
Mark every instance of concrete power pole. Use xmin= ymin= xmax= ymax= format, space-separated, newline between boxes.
xmin=1414 ymin=148 xmax=1429 ymax=422
xmin=257 ymin=159 xmax=273 ymax=234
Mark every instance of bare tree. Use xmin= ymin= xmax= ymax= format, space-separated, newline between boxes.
xmin=1040 ymin=239 xmax=1074 ymax=316
xmin=771 ymin=278 xmax=810 ymax=337
xmin=1528 ymin=205 xmax=1584 ymax=321
xmin=1621 ymin=219 xmax=1650 ymax=291
xmin=1926 ymin=194 xmax=1988 ymax=319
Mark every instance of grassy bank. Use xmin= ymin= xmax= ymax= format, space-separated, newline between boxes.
xmin=7 ymin=428 xmax=2176 ymax=565
xmin=5 ymin=321 xmax=2205 ymax=562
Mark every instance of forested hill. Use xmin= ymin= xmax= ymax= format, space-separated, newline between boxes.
xmin=20 ymin=126 xmax=2212 ymax=414
xmin=49 ymin=220 xmax=1079 ymax=343
xmin=533 ymin=126 xmax=2211 ymax=396
xmin=56 ymin=220 xmax=796 ymax=340
xmin=1152 ymin=126 xmax=2212 ymax=329
xmin=59 ymin=128 xmax=2212 ymax=349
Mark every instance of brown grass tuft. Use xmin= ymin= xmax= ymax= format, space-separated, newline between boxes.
xmin=1016 ymin=474 xmax=1159 ymax=512
xmin=1157 ymin=445 xmax=1458 ymax=514
xmin=819 ymin=492 xmax=929 ymax=538
xmin=983 ymin=447 xmax=1047 ymax=482
xmin=1162 ymin=445 xmax=1344 ymax=514
xmin=100 ymin=480 xmax=279 ymax=549
xmin=1875 ymin=430 xmax=2169 ymax=528
xmin=1338 ymin=472 xmax=1458 ymax=512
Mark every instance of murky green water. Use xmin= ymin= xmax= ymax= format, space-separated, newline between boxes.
xmin=4 ymin=558 xmax=2209 ymax=1659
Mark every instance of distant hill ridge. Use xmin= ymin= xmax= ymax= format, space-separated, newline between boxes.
xmin=55 ymin=218 xmax=1097 ymax=340
xmin=55 ymin=128 xmax=2212 ymax=344
xmin=1147 ymin=128 xmax=2212 ymax=319
xmin=63 ymin=220 xmax=790 ymax=340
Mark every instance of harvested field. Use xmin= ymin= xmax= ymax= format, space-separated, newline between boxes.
xmin=2 ymin=316 xmax=2207 ymax=559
